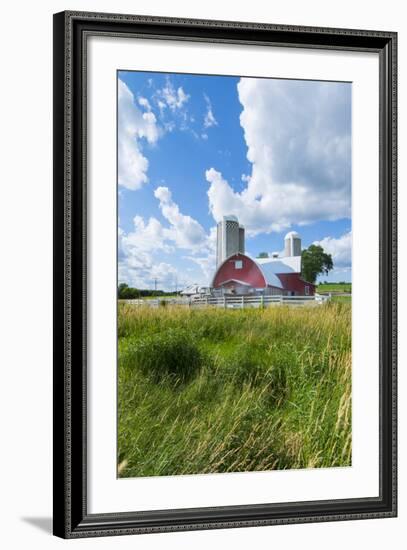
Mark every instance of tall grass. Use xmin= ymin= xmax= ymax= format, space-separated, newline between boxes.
xmin=118 ymin=302 xmax=351 ymax=477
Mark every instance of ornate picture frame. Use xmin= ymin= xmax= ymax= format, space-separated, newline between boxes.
xmin=53 ymin=11 xmax=397 ymax=538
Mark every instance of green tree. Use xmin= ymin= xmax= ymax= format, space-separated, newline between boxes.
xmin=257 ymin=252 xmax=269 ymax=258
xmin=301 ymin=244 xmax=333 ymax=284
xmin=118 ymin=283 xmax=128 ymax=298
xmin=118 ymin=283 xmax=140 ymax=299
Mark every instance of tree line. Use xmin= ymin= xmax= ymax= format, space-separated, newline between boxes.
xmin=118 ymin=283 xmax=179 ymax=299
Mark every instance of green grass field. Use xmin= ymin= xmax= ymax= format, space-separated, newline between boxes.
xmin=317 ymin=283 xmax=352 ymax=293
xmin=330 ymin=295 xmax=352 ymax=304
xmin=118 ymin=302 xmax=351 ymax=477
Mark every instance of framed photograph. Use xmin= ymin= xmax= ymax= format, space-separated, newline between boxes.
xmin=53 ymin=11 xmax=397 ymax=538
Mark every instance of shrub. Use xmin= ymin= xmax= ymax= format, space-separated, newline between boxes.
xmin=124 ymin=329 xmax=202 ymax=384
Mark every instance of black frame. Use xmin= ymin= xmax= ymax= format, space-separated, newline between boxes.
xmin=53 ymin=10 xmax=397 ymax=539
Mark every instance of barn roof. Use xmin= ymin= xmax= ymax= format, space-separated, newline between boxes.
xmin=256 ymin=264 xmax=284 ymax=289
xmin=256 ymin=255 xmax=301 ymax=274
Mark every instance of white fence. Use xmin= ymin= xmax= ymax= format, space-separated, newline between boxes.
xmin=190 ymin=294 xmax=329 ymax=309
xmin=125 ymin=294 xmax=330 ymax=309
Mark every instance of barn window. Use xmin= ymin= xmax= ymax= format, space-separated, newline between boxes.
xmin=305 ymin=286 xmax=310 ymax=295
xmin=235 ymin=260 xmax=243 ymax=269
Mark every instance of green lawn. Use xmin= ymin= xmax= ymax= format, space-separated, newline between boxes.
xmin=118 ymin=302 xmax=352 ymax=477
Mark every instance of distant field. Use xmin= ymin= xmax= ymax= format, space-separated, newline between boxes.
xmin=117 ymin=302 xmax=352 ymax=478
xmin=317 ymin=283 xmax=352 ymax=294
xmin=141 ymin=294 xmax=178 ymax=300
xmin=331 ymin=295 xmax=352 ymax=304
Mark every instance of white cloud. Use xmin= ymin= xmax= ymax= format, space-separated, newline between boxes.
xmin=118 ymin=215 xmax=181 ymax=290
xmin=206 ymin=168 xmax=286 ymax=234
xmin=118 ymin=79 xmax=161 ymax=190
xmin=155 ymin=78 xmax=189 ymax=112
xmin=206 ymin=78 xmax=351 ymax=234
xmin=138 ymin=96 xmax=151 ymax=110
xmin=314 ymin=231 xmax=352 ymax=268
xmin=183 ymin=227 xmax=217 ymax=282
xmin=118 ymin=188 xmax=216 ymax=289
xmin=154 ymin=186 xmax=208 ymax=250
xmin=119 ymin=254 xmax=180 ymax=291
xmin=121 ymin=215 xmax=173 ymax=254
xmin=152 ymin=77 xmax=195 ymax=135
xmin=203 ymin=94 xmax=218 ymax=129
xmin=157 ymin=99 xmax=167 ymax=116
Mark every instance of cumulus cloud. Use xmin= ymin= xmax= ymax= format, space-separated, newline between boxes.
xmin=122 ymin=215 xmax=173 ymax=254
xmin=203 ymin=94 xmax=218 ymax=129
xmin=118 ymin=215 xmax=181 ymax=290
xmin=206 ymin=77 xmax=351 ymax=233
xmin=206 ymin=168 xmax=286 ymax=234
xmin=118 ymin=79 xmax=161 ymax=190
xmin=154 ymin=186 xmax=208 ymax=250
xmin=118 ymin=187 xmax=216 ymax=289
xmin=314 ymin=231 xmax=352 ymax=268
xmin=118 ymin=252 xmax=180 ymax=291
xmin=183 ymin=227 xmax=217 ymax=282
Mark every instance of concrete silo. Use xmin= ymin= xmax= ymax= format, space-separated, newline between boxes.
xmin=238 ymin=225 xmax=245 ymax=254
xmin=284 ymin=231 xmax=302 ymax=257
xmin=216 ymin=215 xmax=244 ymax=266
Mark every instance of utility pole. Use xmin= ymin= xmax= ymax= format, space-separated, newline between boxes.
xmin=153 ymin=278 xmax=158 ymax=292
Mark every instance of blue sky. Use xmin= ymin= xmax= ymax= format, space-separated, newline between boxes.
xmin=118 ymin=71 xmax=352 ymax=290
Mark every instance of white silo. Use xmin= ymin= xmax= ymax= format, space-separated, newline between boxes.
xmin=238 ymin=225 xmax=245 ymax=254
xmin=284 ymin=231 xmax=302 ymax=257
xmin=216 ymin=215 xmax=242 ymax=266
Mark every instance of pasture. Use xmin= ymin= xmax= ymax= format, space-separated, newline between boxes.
xmin=118 ymin=302 xmax=351 ymax=477
xmin=317 ymin=282 xmax=352 ymax=294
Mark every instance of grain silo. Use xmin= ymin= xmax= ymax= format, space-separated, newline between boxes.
xmin=238 ymin=225 xmax=245 ymax=254
xmin=216 ymin=215 xmax=241 ymax=266
xmin=284 ymin=231 xmax=302 ymax=257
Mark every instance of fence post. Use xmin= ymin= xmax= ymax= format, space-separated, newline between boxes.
xmin=261 ymin=295 xmax=264 ymax=308
xmin=241 ymin=295 xmax=244 ymax=309
xmin=223 ymin=295 xmax=226 ymax=309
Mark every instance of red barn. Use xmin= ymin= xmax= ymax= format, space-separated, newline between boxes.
xmin=211 ymin=253 xmax=315 ymax=297
xmin=210 ymin=222 xmax=315 ymax=297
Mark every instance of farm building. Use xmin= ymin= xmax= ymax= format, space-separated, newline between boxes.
xmin=180 ymin=284 xmax=210 ymax=297
xmin=211 ymin=218 xmax=315 ymax=297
